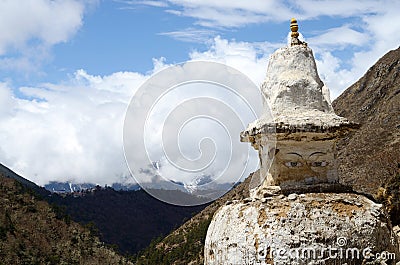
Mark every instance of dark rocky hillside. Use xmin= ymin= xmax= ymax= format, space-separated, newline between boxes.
xmin=0 ymin=163 xmax=208 ymax=257
xmin=0 ymin=173 xmax=132 ymax=265
xmin=0 ymin=164 xmax=50 ymax=198
xmin=332 ymin=47 xmax=400 ymax=224
xmin=47 ymin=187 xmax=208 ymax=255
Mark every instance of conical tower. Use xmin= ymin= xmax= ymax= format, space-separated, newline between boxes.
xmin=241 ymin=18 xmax=358 ymax=197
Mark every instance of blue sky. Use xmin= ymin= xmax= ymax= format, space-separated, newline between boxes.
xmin=0 ymin=0 xmax=399 ymax=186
xmin=2 ymin=1 xmax=376 ymax=88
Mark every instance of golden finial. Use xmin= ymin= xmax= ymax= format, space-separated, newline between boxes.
xmin=290 ymin=18 xmax=299 ymax=38
xmin=290 ymin=18 xmax=306 ymax=46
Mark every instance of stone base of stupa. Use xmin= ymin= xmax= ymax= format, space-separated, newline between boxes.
xmin=204 ymin=192 xmax=399 ymax=265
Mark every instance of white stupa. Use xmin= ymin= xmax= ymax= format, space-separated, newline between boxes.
xmin=204 ymin=19 xmax=399 ymax=265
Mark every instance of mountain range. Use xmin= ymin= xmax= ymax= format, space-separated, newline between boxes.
xmin=44 ymin=181 xmax=140 ymax=193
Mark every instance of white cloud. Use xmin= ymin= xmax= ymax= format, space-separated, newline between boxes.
xmin=294 ymin=0 xmax=378 ymax=18
xmin=0 ymin=36 xmax=273 ymax=187
xmin=308 ymin=25 xmax=368 ymax=49
xmin=158 ymin=28 xmax=216 ymax=43
xmin=0 ymin=69 xmax=147 ymax=186
xmin=164 ymin=0 xmax=292 ymax=27
xmin=118 ymin=0 xmax=297 ymax=27
xmin=310 ymin=2 xmax=400 ymax=98
xmin=136 ymin=1 xmax=168 ymax=7
xmin=132 ymin=0 xmax=392 ymax=28
xmin=352 ymin=6 xmax=400 ymax=74
xmin=314 ymin=52 xmax=354 ymax=99
xmin=189 ymin=36 xmax=280 ymax=86
xmin=0 ymin=52 xmax=264 ymax=187
xmin=0 ymin=0 xmax=94 ymax=72
xmin=116 ymin=0 xmax=169 ymax=8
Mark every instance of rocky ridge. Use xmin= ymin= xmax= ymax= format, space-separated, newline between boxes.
xmin=333 ymin=47 xmax=400 ymax=197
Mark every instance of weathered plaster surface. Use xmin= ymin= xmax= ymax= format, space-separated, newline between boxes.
xmin=262 ymin=45 xmax=331 ymax=115
xmin=205 ymin=193 xmax=399 ymax=265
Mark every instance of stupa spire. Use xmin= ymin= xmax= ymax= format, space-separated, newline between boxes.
xmin=290 ymin=18 xmax=306 ymax=46
xmin=290 ymin=18 xmax=299 ymax=38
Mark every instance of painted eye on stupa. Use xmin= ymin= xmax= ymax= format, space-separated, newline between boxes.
xmin=285 ymin=161 xmax=303 ymax=167
xmin=310 ymin=161 xmax=328 ymax=167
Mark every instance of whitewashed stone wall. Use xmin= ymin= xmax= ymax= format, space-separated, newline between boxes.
xmin=205 ymin=193 xmax=399 ymax=265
